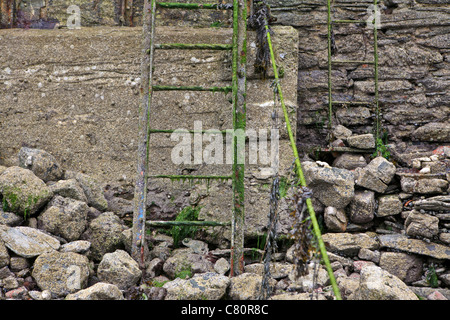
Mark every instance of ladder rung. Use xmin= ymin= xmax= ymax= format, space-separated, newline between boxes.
xmin=156 ymin=2 xmax=233 ymax=10
xmin=331 ymin=100 xmax=373 ymax=105
xmin=149 ymin=174 xmax=232 ymax=180
xmin=146 ymin=220 xmax=231 ymax=227
xmin=331 ymin=60 xmax=375 ymax=64
xmin=332 ymin=20 xmax=367 ymax=24
xmin=152 ymin=85 xmax=232 ymax=92
xmin=149 ymin=129 xmax=228 ymax=134
xmin=154 ymin=43 xmax=233 ymax=50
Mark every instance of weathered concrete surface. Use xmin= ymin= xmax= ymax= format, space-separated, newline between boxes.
xmin=0 ymin=26 xmax=298 ymax=240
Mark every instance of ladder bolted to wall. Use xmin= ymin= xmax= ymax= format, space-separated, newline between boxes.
xmin=326 ymin=0 xmax=380 ymax=147
xmin=131 ymin=0 xmax=247 ymax=276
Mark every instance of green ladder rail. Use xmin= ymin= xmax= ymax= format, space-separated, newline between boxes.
xmin=327 ymin=0 xmax=380 ymax=142
xmin=132 ymin=0 xmax=247 ymax=277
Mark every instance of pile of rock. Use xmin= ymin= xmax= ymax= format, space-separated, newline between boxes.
xmin=0 ymin=145 xmax=449 ymax=300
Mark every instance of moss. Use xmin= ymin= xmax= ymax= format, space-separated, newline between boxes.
xmin=171 ymin=206 xmax=201 ymax=247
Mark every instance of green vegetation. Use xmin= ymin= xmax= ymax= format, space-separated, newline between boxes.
xmin=426 ymin=265 xmax=439 ymax=288
xmin=175 ymin=264 xmax=193 ymax=279
xmin=373 ymin=137 xmax=390 ymax=160
xmin=171 ymin=206 xmax=201 ymax=247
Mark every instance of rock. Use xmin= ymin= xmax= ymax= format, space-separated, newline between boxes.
xmin=358 ymin=248 xmax=380 ymax=264
xmin=377 ymin=194 xmax=403 ymax=217
xmin=405 ymin=210 xmax=439 ymax=238
xmin=0 ymin=240 xmax=9 ymax=268
xmin=379 ymin=252 xmax=423 ymax=284
xmin=244 ymin=263 xmax=294 ymax=280
xmin=366 ymin=156 xmax=396 ymax=184
xmin=270 ymin=292 xmax=327 ymax=300
xmin=0 ymin=209 xmax=23 ymax=226
xmin=0 ymin=225 xmax=60 ymax=258
xmin=5 ymin=286 xmax=28 ymax=299
xmin=163 ymin=272 xmax=230 ymax=300
xmin=48 ymin=179 xmax=88 ymax=203
xmin=302 ymin=161 xmax=355 ymax=209
xmin=331 ymin=125 xmax=352 ymax=140
xmin=146 ymin=258 xmax=164 ymax=278
xmin=378 ymin=234 xmax=450 ymax=260
xmin=426 ymin=290 xmax=448 ymax=300
xmin=182 ymin=238 xmax=209 ymax=254
xmin=350 ymin=265 xmax=418 ymax=300
xmin=2 ymin=275 xmax=19 ymax=290
xmin=337 ymin=275 xmax=360 ymax=299
xmin=332 ymin=153 xmax=367 ymax=170
xmin=97 ymin=250 xmax=142 ymax=290
xmin=81 ymin=212 xmax=125 ymax=261
xmin=37 ymin=196 xmax=88 ymax=242
xmin=414 ymin=195 xmax=450 ymax=211
xmin=9 ymin=256 xmax=30 ymax=271
xmin=348 ymin=190 xmax=375 ymax=224
xmin=0 ymin=166 xmax=53 ymax=216
xmin=18 ymin=147 xmax=64 ymax=182
xmin=65 ymin=282 xmax=124 ymax=300
xmin=324 ymin=206 xmax=348 ymax=232
xmin=214 ymin=257 xmax=230 ymax=275
xmin=59 ymin=240 xmax=91 ymax=254
xmin=67 ymin=171 xmax=108 ymax=211
xmin=288 ymin=262 xmax=329 ymax=292
xmin=439 ymin=233 xmax=450 ymax=245
xmin=347 ymin=134 xmax=375 ymax=149
xmin=228 ymin=273 xmax=276 ymax=300
xmin=401 ymin=177 xmax=449 ymax=194
xmin=162 ymin=248 xmax=214 ymax=279
xmin=412 ymin=122 xmax=450 ymax=142
xmin=32 ymin=251 xmax=90 ymax=296
xmin=322 ymin=232 xmax=379 ymax=256
xmin=354 ymin=167 xmax=389 ymax=193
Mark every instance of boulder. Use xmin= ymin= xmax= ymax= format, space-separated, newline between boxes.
xmin=32 ymin=251 xmax=90 ymax=296
xmin=48 ymin=179 xmax=88 ymax=203
xmin=302 ymin=161 xmax=355 ymax=209
xmin=97 ymin=250 xmax=142 ymax=290
xmin=379 ymin=252 xmax=423 ymax=284
xmin=348 ymin=190 xmax=375 ymax=224
xmin=228 ymin=273 xmax=276 ymax=300
xmin=405 ymin=210 xmax=439 ymax=238
xmin=324 ymin=206 xmax=348 ymax=232
xmin=354 ymin=157 xmax=396 ymax=193
xmin=412 ymin=122 xmax=450 ymax=142
xmin=350 ymin=265 xmax=418 ymax=300
xmin=163 ymin=272 xmax=230 ymax=300
xmin=0 ymin=225 xmax=60 ymax=258
xmin=59 ymin=240 xmax=91 ymax=255
xmin=377 ymin=194 xmax=403 ymax=217
xmin=332 ymin=153 xmax=367 ymax=170
xmin=0 ymin=166 xmax=53 ymax=217
xmin=321 ymin=232 xmax=379 ymax=256
xmin=0 ymin=209 xmax=23 ymax=226
xmin=0 ymin=240 xmax=9 ymax=268
xmin=331 ymin=125 xmax=352 ymax=140
xmin=66 ymin=171 xmax=108 ymax=211
xmin=37 ymin=196 xmax=88 ymax=242
xmin=18 ymin=147 xmax=64 ymax=182
xmin=65 ymin=282 xmax=124 ymax=300
xmin=162 ymin=248 xmax=214 ymax=279
xmin=81 ymin=212 xmax=125 ymax=261
xmin=401 ymin=177 xmax=448 ymax=194
xmin=378 ymin=234 xmax=450 ymax=260
xmin=347 ymin=134 xmax=375 ymax=149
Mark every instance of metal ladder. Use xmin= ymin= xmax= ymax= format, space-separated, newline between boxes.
xmin=131 ymin=0 xmax=247 ymax=276
xmin=326 ymin=0 xmax=380 ymax=149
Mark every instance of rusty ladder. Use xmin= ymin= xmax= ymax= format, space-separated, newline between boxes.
xmin=131 ymin=0 xmax=248 ymax=277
